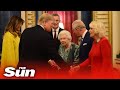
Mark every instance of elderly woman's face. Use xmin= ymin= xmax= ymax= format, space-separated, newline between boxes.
xmin=59 ymin=34 xmax=70 ymax=46
xmin=89 ymin=24 xmax=95 ymax=38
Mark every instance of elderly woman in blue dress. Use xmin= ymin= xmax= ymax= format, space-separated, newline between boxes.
xmin=58 ymin=30 xmax=79 ymax=67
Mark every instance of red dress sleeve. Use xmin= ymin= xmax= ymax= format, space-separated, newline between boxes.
xmin=79 ymin=58 xmax=90 ymax=67
xmin=100 ymin=38 xmax=112 ymax=71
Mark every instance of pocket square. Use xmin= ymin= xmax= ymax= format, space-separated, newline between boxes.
xmin=83 ymin=43 xmax=87 ymax=46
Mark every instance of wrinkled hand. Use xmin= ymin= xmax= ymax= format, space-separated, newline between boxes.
xmin=69 ymin=65 xmax=80 ymax=75
xmin=48 ymin=60 xmax=56 ymax=66
xmin=48 ymin=60 xmax=61 ymax=70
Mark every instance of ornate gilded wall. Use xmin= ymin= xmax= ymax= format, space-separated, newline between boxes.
xmin=25 ymin=11 xmax=36 ymax=28
xmin=93 ymin=11 xmax=112 ymax=45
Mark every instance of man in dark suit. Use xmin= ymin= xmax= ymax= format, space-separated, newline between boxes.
xmin=49 ymin=14 xmax=63 ymax=51
xmin=19 ymin=13 xmax=66 ymax=78
xmin=72 ymin=20 xmax=93 ymax=73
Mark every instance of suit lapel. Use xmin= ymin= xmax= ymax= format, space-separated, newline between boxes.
xmin=80 ymin=31 xmax=89 ymax=46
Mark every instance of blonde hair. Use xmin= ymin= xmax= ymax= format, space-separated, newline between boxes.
xmin=72 ymin=20 xmax=86 ymax=30
xmin=58 ymin=30 xmax=72 ymax=41
xmin=38 ymin=13 xmax=53 ymax=24
xmin=89 ymin=21 xmax=106 ymax=38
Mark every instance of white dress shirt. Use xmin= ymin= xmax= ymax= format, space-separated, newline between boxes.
xmin=52 ymin=27 xmax=60 ymax=38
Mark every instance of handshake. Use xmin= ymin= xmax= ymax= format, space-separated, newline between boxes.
xmin=69 ymin=65 xmax=80 ymax=75
xmin=48 ymin=59 xmax=80 ymax=74
xmin=48 ymin=59 xmax=61 ymax=70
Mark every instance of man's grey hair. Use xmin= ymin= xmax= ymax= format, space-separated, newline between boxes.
xmin=72 ymin=20 xmax=86 ymax=30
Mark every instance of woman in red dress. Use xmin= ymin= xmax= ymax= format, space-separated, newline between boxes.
xmin=69 ymin=21 xmax=114 ymax=78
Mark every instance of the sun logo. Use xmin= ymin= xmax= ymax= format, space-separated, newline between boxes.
xmin=3 ymin=67 xmax=35 ymax=77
